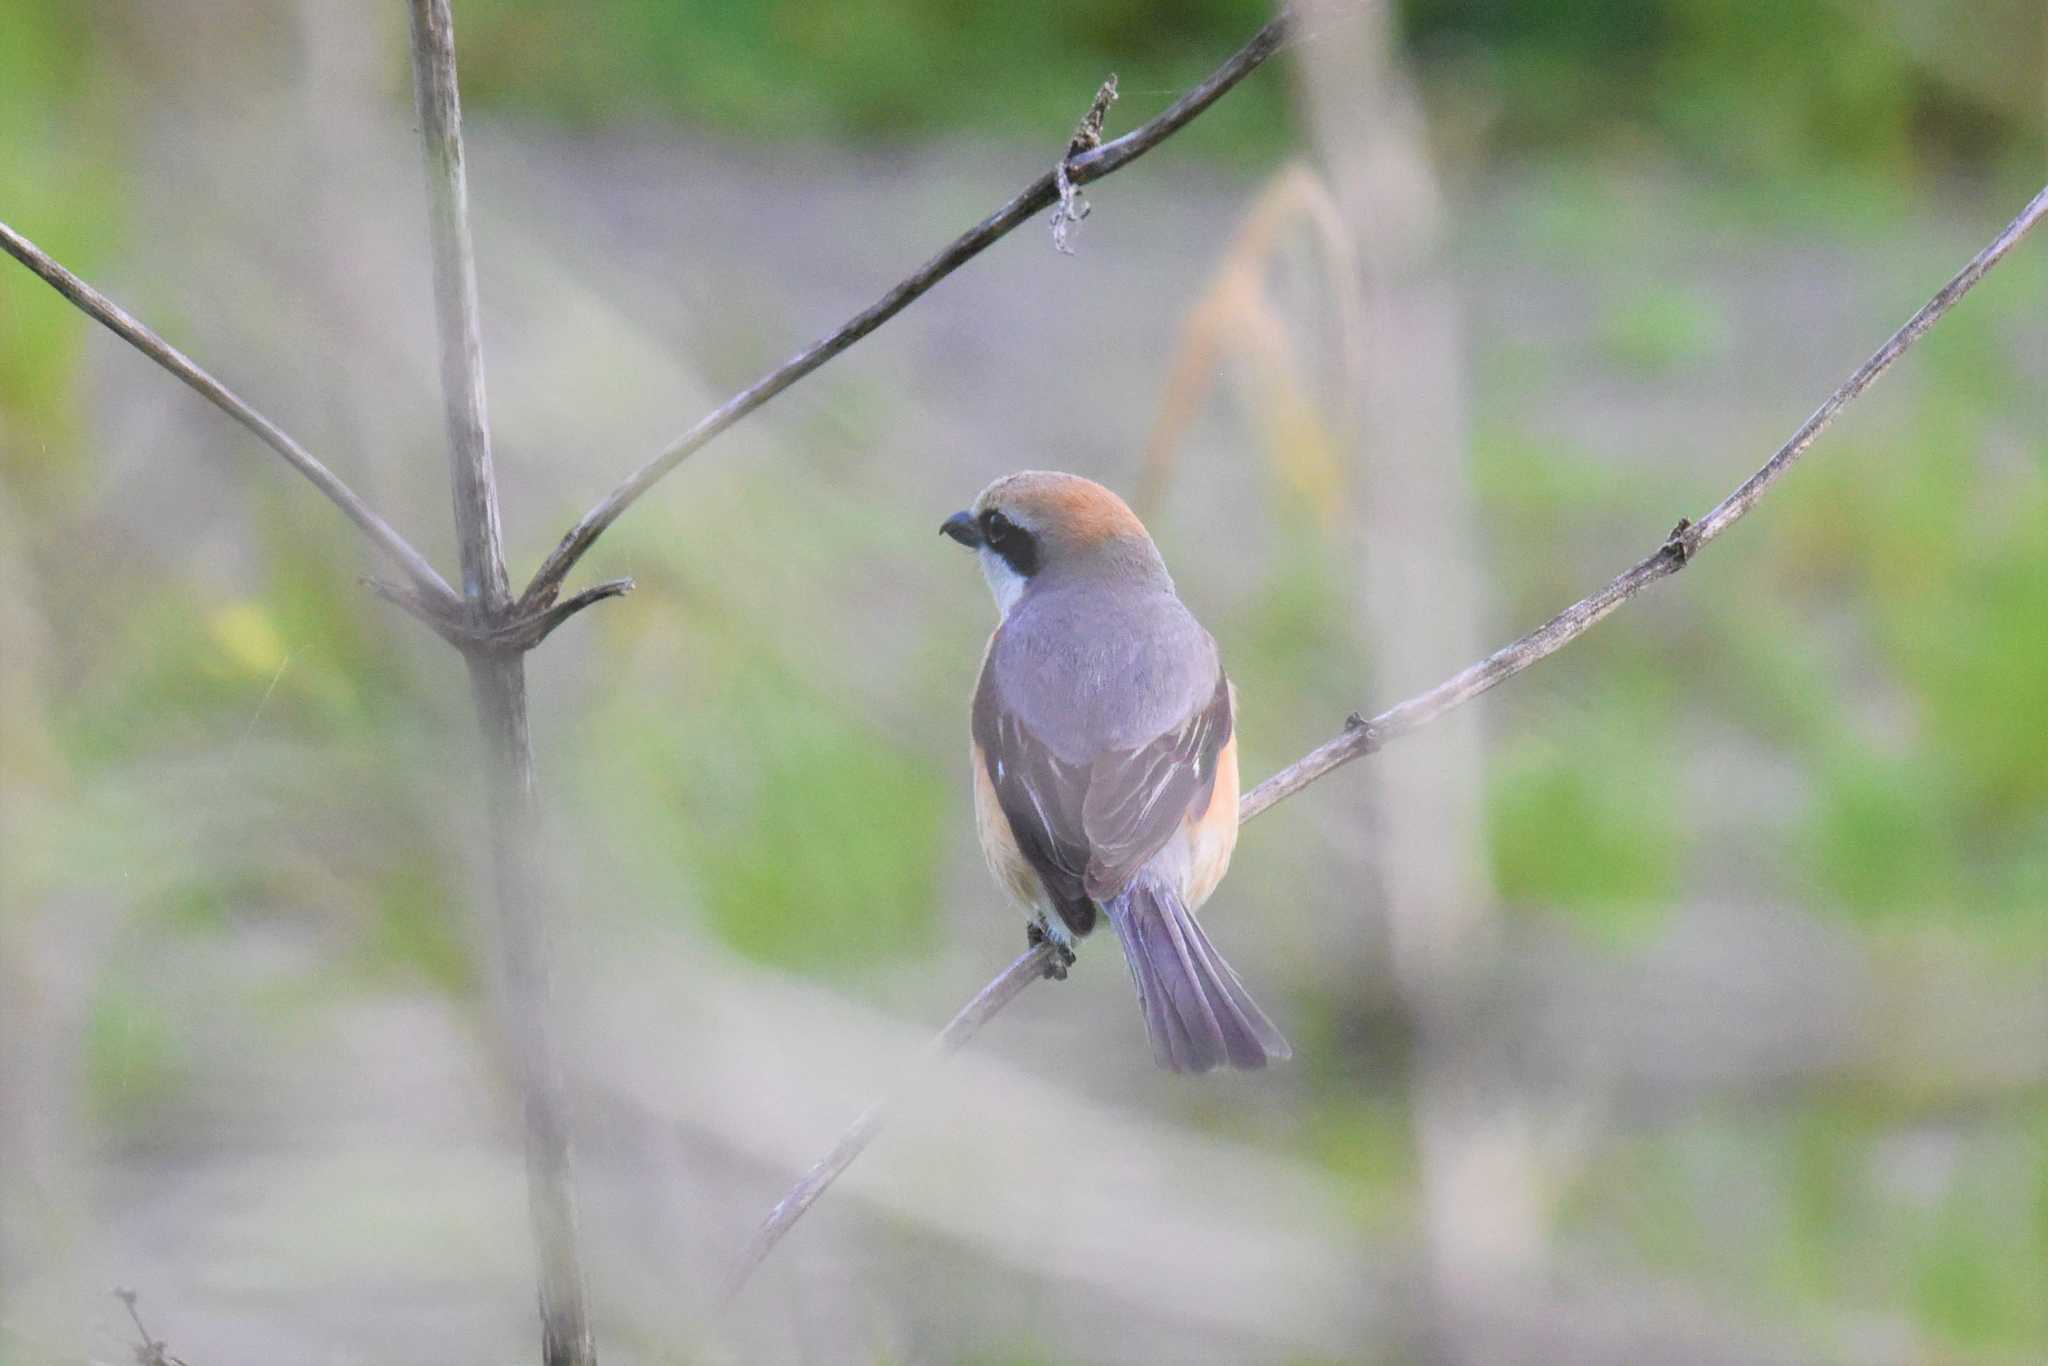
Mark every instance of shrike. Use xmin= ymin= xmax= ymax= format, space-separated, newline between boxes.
xmin=942 ymin=471 xmax=1290 ymax=1073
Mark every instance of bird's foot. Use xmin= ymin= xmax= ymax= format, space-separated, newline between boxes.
xmin=1026 ymin=922 xmax=1077 ymax=981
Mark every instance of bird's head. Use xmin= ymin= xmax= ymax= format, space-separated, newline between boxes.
xmin=941 ymin=470 xmax=1168 ymax=616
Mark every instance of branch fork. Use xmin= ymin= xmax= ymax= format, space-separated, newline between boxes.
xmin=365 ymin=574 xmax=635 ymax=654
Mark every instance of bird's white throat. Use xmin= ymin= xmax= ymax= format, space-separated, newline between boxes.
xmin=979 ymin=548 xmax=1029 ymax=618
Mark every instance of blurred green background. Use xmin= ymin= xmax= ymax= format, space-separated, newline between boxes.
xmin=2 ymin=1 xmax=2044 ymax=1362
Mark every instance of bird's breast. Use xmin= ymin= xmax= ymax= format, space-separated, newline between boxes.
xmin=1179 ymin=723 xmax=1241 ymax=910
xmin=971 ymin=739 xmax=1044 ymax=911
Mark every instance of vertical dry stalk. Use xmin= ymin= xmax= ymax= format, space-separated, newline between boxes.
xmin=1133 ymin=162 xmax=1362 ymax=522
xmin=1298 ymin=3 xmax=1540 ymax=1353
xmin=408 ymin=0 xmax=510 ymax=612
xmin=407 ymin=2 xmax=593 ymax=1363
xmin=464 ymin=657 xmax=592 ymax=1366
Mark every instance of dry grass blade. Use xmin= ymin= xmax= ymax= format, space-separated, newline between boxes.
xmin=1133 ymin=163 xmax=1363 ymax=522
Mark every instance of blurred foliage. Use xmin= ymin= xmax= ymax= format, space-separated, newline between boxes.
xmin=1767 ymin=274 xmax=2048 ymax=928
xmin=1562 ymin=1101 xmax=2048 ymax=1355
xmin=1403 ymin=0 xmax=2044 ymax=178
xmin=438 ymin=0 xmax=2046 ymax=179
xmin=0 ymin=2 xmax=123 ymax=494
xmin=1596 ymin=282 xmax=1733 ymax=377
xmin=1486 ymin=721 xmax=1681 ymax=936
xmin=585 ymin=640 xmax=946 ymax=976
xmin=453 ymin=0 xmax=1290 ymax=158
xmin=1469 ymin=189 xmax=2048 ymax=953
xmin=1299 ymin=1096 xmax=1418 ymax=1235
xmin=82 ymin=970 xmax=187 ymax=1135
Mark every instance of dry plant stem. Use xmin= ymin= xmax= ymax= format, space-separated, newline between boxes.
xmin=723 ymin=180 xmax=2048 ymax=1302
xmin=408 ymin=2 xmax=594 ymax=1363
xmin=0 ymin=220 xmax=455 ymax=609
xmin=719 ymin=943 xmax=1055 ymax=1304
xmin=466 ymin=654 xmax=594 ymax=1366
xmin=408 ymin=0 xmax=509 ymax=612
xmin=520 ymin=6 xmax=1296 ymax=610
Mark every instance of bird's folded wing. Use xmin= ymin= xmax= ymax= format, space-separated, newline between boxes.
xmin=975 ymin=666 xmax=1232 ymax=917
xmin=1080 ymin=671 xmax=1231 ymax=897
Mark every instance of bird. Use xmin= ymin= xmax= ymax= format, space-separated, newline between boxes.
xmin=941 ymin=470 xmax=1291 ymax=1073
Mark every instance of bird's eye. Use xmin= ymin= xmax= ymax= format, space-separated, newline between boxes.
xmin=978 ymin=507 xmax=1040 ymax=577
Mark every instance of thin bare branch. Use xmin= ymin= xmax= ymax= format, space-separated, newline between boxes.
xmin=1683 ymin=182 xmax=2048 ymax=554
xmin=0 ymin=219 xmax=455 ymax=609
xmin=721 ymin=943 xmax=1055 ymax=1304
xmin=519 ymin=6 xmax=1296 ymax=610
xmin=1241 ymin=178 xmax=2048 ymax=822
xmin=115 ymin=1288 xmax=189 ymax=1366
xmin=723 ymin=180 xmax=2048 ymax=1300
xmin=408 ymin=3 xmax=594 ymax=1365
xmin=361 ymin=574 xmax=460 ymax=637
xmin=513 ymin=576 xmax=636 ymax=648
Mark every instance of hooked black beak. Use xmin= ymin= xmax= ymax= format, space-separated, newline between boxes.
xmin=940 ymin=510 xmax=983 ymax=548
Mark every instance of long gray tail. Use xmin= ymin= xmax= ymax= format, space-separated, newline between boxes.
xmin=1105 ymin=874 xmax=1291 ymax=1074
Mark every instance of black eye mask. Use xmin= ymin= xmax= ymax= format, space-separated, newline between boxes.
xmin=980 ymin=509 xmax=1040 ymax=578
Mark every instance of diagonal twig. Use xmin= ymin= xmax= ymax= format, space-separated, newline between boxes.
xmin=717 ymin=942 xmax=1054 ymax=1304
xmin=721 ymin=180 xmax=2048 ymax=1302
xmin=1240 ymin=179 xmax=2048 ymax=821
xmin=0 ymin=219 xmax=456 ymax=609
xmin=509 ymin=576 xmax=636 ymax=648
xmin=519 ymin=6 xmax=1296 ymax=611
xmin=114 ymin=1288 xmax=189 ymax=1366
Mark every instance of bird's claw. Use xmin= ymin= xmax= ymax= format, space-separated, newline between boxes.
xmin=1026 ymin=922 xmax=1077 ymax=980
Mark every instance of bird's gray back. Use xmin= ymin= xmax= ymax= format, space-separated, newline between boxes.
xmin=987 ymin=583 xmax=1219 ymax=764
